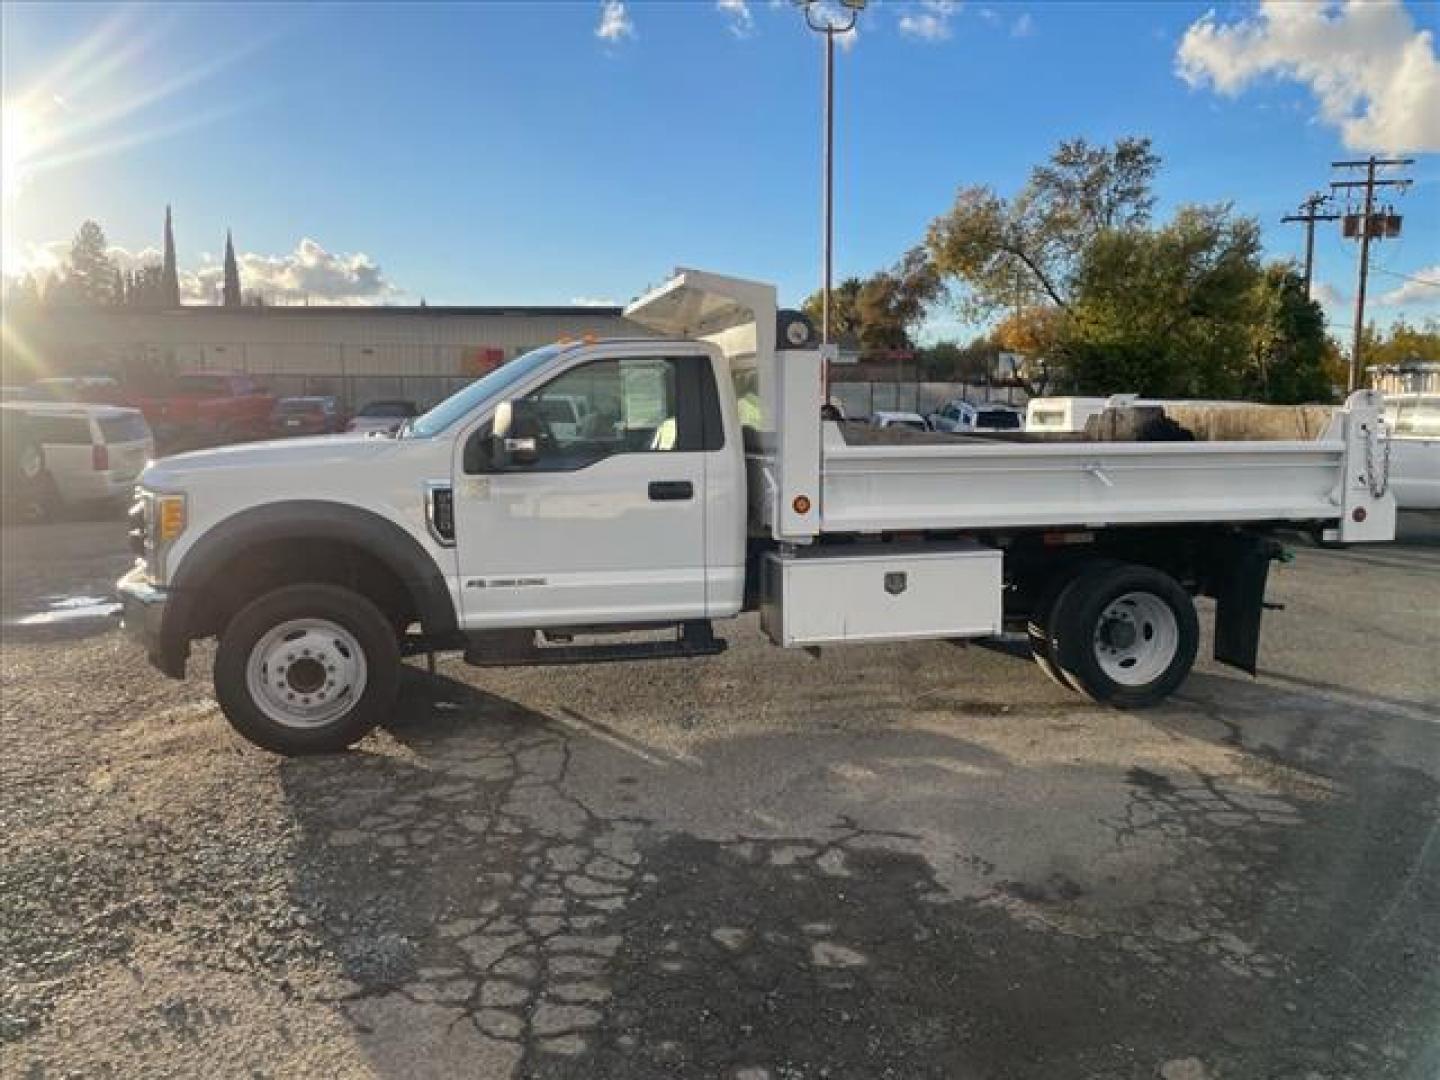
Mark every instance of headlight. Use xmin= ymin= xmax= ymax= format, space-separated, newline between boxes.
xmin=136 ymin=489 xmax=186 ymax=584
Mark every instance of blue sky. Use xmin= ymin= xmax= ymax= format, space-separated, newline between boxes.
xmin=2 ymin=0 xmax=1437 ymax=337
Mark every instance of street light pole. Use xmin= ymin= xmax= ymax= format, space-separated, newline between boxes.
xmin=799 ymin=1 xmax=865 ymax=404
xmin=823 ymin=27 xmax=834 ymax=348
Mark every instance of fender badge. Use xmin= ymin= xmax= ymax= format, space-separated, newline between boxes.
xmin=884 ymin=571 xmax=907 ymax=596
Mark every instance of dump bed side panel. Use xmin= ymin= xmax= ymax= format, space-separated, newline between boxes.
xmin=821 ymin=430 xmax=1346 ymax=532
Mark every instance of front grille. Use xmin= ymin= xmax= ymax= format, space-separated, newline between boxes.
xmin=128 ymin=495 xmax=149 ymax=557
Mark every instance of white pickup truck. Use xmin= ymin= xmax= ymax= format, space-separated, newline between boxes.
xmin=118 ymin=268 xmax=1396 ymax=754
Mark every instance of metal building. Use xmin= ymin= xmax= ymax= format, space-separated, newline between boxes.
xmin=2 ymin=304 xmax=650 ymax=409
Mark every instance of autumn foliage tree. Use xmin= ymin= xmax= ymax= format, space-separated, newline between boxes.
xmin=926 ymin=136 xmax=1338 ymax=402
xmin=803 ymin=248 xmax=943 ymax=354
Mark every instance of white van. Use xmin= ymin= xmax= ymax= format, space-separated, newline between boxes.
xmin=1026 ymin=395 xmax=1256 ymax=434
xmin=1 ymin=403 xmax=155 ymax=511
xmin=1025 ymin=397 xmax=1109 ymax=433
xmin=1383 ymin=393 xmax=1440 ymax=510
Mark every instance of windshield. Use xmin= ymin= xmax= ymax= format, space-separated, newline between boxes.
xmin=359 ymin=401 xmax=415 ymax=417
xmin=406 ymin=345 xmax=568 ymax=438
xmin=978 ymin=410 xmax=1021 ymax=429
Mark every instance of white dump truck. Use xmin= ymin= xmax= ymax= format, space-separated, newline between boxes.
xmin=118 ymin=268 xmax=1396 ymax=753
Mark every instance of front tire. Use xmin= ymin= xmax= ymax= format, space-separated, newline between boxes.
xmin=214 ymin=583 xmax=400 ymax=754
xmin=1048 ymin=563 xmax=1199 ymax=708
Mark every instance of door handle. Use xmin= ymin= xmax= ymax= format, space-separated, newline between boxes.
xmin=648 ymin=480 xmax=694 ymax=501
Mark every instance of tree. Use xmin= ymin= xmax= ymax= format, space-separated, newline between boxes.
xmin=993 ymin=303 xmax=1067 ymax=364
xmin=916 ymin=337 xmax=999 ymax=382
xmin=4 ymin=273 xmax=42 ymax=312
xmin=802 ymin=250 xmax=942 ymax=354
xmin=125 ymin=262 xmax=168 ymax=309
xmin=161 ymin=204 xmax=180 ymax=307
xmin=1246 ymin=265 xmax=1331 ymax=403
xmin=852 ymin=248 xmax=944 ymax=352
xmin=926 ymin=136 xmax=1160 ymax=319
xmin=1061 ymin=204 xmax=1263 ymax=397
xmin=62 ymin=220 xmax=118 ymax=306
xmin=1357 ymin=317 xmax=1440 ymax=366
xmin=222 ymin=229 xmax=242 ymax=307
xmin=802 ymin=276 xmax=865 ymax=342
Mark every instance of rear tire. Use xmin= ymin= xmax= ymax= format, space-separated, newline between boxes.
xmin=214 ymin=583 xmax=400 ymax=754
xmin=1026 ymin=559 xmax=1119 ymax=691
xmin=1048 ymin=562 xmax=1199 ymax=708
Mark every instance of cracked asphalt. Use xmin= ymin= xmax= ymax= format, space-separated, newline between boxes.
xmin=2 ymin=512 xmax=1438 ymax=1079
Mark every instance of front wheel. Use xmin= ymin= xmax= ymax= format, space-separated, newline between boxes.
xmin=214 ymin=583 xmax=400 ymax=754
xmin=1047 ymin=563 xmax=1199 ymax=708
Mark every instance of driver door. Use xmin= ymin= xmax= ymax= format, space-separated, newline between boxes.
xmin=453 ymin=351 xmax=715 ymax=628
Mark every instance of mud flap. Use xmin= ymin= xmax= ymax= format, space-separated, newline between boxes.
xmin=1211 ymin=534 xmax=1282 ymax=676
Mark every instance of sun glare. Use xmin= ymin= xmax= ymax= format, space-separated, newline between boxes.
xmin=2 ymin=101 xmax=37 ymax=201
xmin=2 ymin=101 xmax=39 ymax=276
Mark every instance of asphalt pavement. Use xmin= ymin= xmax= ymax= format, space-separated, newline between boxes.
xmin=1 ymin=512 xmax=1437 ymax=1079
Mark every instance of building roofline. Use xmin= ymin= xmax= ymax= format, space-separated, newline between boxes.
xmin=42 ymin=304 xmax=630 ymax=319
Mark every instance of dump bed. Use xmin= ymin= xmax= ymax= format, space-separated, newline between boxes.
xmin=824 ymin=422 xmax=1358 ymax=531
xmin=626 ymin=268 xmax=1396 ymax=546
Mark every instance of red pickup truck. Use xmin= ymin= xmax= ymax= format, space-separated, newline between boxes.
xmin=134 ymin=372 xmax=277 ymax=453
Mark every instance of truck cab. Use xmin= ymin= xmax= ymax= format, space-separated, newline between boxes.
xmin=427 ymin=337 xmax=746 ymax=628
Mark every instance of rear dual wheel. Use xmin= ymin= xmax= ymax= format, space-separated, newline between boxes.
xmin=1032 ymin=562 xmax=1199 ymax=708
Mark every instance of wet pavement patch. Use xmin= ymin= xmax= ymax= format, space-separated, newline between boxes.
xmin=3 ymin=594 xmax=121 ymax=641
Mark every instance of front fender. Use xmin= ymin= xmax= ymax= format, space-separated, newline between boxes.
xmin=168 ymin=499 xmax=458 ymax=644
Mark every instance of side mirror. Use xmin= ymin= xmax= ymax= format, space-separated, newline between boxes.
xmin=504 ymin=436 xmax=538 ymax=466
xmin=463 ymin=402 xmax=541 ymax=473
xmin=491 ymin=400 xmax=539 ymax=466
xmin=493 ymin=400 xmax=513 ymax=438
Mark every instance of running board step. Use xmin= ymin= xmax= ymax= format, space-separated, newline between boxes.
xmin=463 ymin=621 xmax=726 ymax=668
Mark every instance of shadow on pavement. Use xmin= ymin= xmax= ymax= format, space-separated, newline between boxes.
xmin=271 ymin=665 xmax=1439 ymax=1079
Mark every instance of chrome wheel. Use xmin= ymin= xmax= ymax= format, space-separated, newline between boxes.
xmin=1092 ymin=591 xmax=1179 ymax=688
xmin=244 ymin=618 xmax=368 ymax=730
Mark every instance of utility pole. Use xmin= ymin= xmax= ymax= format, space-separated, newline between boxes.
xmin=1331 ymin=156 xmax=1413 ymax=392
xmin=1280 ymin=192 xmax=1339 ymax=299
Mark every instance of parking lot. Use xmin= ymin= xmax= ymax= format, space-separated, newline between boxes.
xmin=2 ymin=512 xmax=1437 ymax=1079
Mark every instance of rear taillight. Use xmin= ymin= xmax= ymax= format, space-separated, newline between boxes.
xmin=92 ymin=443 xmax=110 ymax=471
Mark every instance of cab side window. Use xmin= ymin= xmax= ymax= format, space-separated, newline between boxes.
xmin=470 ymin=355 xmax=721 ymax=473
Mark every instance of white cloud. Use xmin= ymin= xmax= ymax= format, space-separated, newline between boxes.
xmin=596 ymin=0 xmax=635 ymax=44
xmin=1176 ymin=0 xmax=1440 ymax=153
xmin=570 ymin=296 xmax=619 ymax=307
xmin=8 ymin=236 xmax=405 ymax=306
xmin=1377 ymin=265 xmax=1440 ymax=307
xmin=1011 ymin=12 xmax=1034 ymax=38
xmin=188 ymin=238 xmax=401 ymax=305
xmin=717 ymin=0 xmax=755 ymax=39
xmin=898 ymin=0 xmax=959 ymax=42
